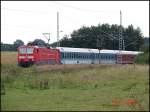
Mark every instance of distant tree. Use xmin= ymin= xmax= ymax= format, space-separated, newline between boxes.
xmin=50 ymin=42 xmax=57 ymax=47
xmin=135 ymin=44 xmax=149 ymax=64
xmin=143 ymin=37 xmax=149 ymax=45
xmin=1 ymin=43 xmax=16 ymax=51
xmin=53 ymin=23 xmax=144 ymax=51
xmin=29 ymin=39 xmax=46 ymax=46
xmin=60 ymin=35 xmax=73 ymax=47
xmin=123 ymin=25 xmax=144 ymax=51
xmin=14 ymin=39 xmax=24 ymax=50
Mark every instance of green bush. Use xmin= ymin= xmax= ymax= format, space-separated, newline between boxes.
xmin=135 ymin=44 xmax=149 ymax=64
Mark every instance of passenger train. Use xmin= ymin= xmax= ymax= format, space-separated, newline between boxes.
xmin=17 ymin=45 xmax=142 ymax=67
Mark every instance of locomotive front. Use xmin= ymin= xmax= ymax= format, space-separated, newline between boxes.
xmin=17 ymin=46 xmax=35 ymax=67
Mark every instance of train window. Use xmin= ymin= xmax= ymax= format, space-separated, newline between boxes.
xmin=61 ymin=52 xmax=64 ymax=58
xmin=64 ymin=53 xmax=66 ymax=58
xmin=74 ymin=53 xmax=75 ymax=58
xmin=66 ymin=53 xmax=67 ymax=59
xmin=70 ymin=53 xmax=72 ymax=59
xmin=69 ymin=53 xmax=71 ymax=59
xmin=77 ymin=53 xmax=79 ymax=59
xmin=64 ymin=52 xmax=66 ymax=59
xmin=67 ymin=53 xmax=69 ymax=59
xmin=74 ymin=53 xmax=76 ymax=59
xmin=72 ymin=53 xmax=74 ymax=59
xmin=67 ymin=53 xmax=68 ymax=59
xmin=78 ymin=53 xmax=80 ymax=59
xmin=67 ymin=53 xmax=70 ymax=58
xmin=63 ymin=52 xmax=64 ymax=58
xmin=71 ymin=53 xmax=73 ymax=59
xmin=75 ymin=53 xmax=77 ymax=59
xmin=27 ymin=48 xmax=34 ymax=54
xmin=19 ymin=48 xmax=26 ymax=54
xmin=87 ymin=53 xmax=89 ymax=59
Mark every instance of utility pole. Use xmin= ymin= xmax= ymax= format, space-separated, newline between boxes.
xmin=43 ymin=33 xmax=50 ymax=47
xmin=118 ymin=10 xmax=124 ymax=64
xmin=57 ymin=12 xmax=60 ymax=47
xmin=119 ymin=10 xmax=123 ymax=51
xmin=97 ymin=35 xmax=102 ymax=64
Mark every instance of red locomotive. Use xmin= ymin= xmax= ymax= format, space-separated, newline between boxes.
xmin=17 ymin=45 xmax=60 ymax=67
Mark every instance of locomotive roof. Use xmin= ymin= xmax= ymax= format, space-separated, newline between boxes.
xmin=56 ymin=47 xmax=142 ymax=55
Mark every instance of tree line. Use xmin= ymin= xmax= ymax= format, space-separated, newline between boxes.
xmin=1 ymin=23 xmax=148 ymax=51
xmin=1 ymin=39 xmax=46 ymax=51
xmin=51 ymin=24 xmax=144 ymax=51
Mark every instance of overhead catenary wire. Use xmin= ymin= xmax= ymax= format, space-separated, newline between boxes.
xmin=51 ymin=1 xmax=119 ymax=14
xmin=2 ymin=2 xmax=125 ymax=45
xmin=1 ymin=7 xmax=53 ymax=15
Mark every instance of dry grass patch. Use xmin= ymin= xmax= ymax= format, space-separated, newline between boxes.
xmin=1 ymin=52 xmax=17 ymax=64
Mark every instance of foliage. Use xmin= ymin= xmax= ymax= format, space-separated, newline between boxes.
xmin=1 ymin=39 xmax=24 ymax=51
xmin=52 ymin=24 xmax=144 ymax=51
xmin=135 ymin=44 xmax=149 ymax=64
xmin=14 ymin=39 xmax=24 ymax=50
xmin=1 ymin=43 xmax=16 ymax=51
xmin=28 ymin=39 xmax=47 ymax=46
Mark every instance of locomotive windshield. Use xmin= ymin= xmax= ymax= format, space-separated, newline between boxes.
xmin=27 ymin=48 xmax=34 ymax=54
xmin=19 ymin=47 xmax=34 ymax=54
xmin=20 ymin=48 xmax=26 ymax=54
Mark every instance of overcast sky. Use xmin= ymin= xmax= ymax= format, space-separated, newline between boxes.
xmin=1 ymin=1 xmax=149 ymax=44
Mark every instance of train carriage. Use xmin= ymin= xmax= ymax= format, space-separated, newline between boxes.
xmin=57 ymin=47 xmax=117 ymax=64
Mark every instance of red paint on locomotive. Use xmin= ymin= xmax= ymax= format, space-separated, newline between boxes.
xmin=17 ymin=45 xmax=60 ymax=67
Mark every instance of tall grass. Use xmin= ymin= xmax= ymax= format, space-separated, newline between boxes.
xmin=1 ymin=51 xmax=149 ymax=111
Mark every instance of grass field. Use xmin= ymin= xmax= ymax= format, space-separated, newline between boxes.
xmin=1 ymin=51 xmax=17 ymax=64
xmin=1 ymin=51 xmax=149 ymax=111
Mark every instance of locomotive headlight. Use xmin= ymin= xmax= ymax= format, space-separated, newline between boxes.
xmin=27 ymin=56 xmax=34 ymax=58
xmin=19 ymin=56 xmax=25 ymax=58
